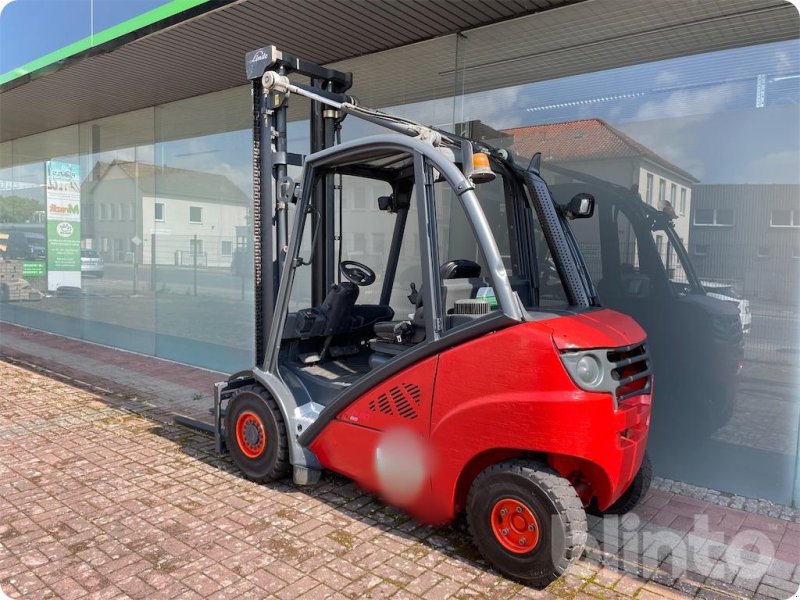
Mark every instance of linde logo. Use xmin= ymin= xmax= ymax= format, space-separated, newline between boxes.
xmin=49 ymin=203 xmax=79 ymax=215
xmin=250 ymin=49 xmax=269 ymax=63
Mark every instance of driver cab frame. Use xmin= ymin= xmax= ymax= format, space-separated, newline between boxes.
xmin=264 ymin=135 xmax=523 ymax=378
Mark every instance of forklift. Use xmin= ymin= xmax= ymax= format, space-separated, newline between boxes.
xmin=213 ymin=46 xmax=653 ymax=586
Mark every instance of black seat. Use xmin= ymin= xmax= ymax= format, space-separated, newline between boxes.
xmin=439 ymin=259 xmax=481 ymax=280
xmin=295 ymin=282 xmax=359 ymax=338
xmin=369 ymin=259 xmax=484 ymax=369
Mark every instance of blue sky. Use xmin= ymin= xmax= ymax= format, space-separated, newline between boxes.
xmin=0 ymin=0 xmax=170 ymax=74
xmin=347 ymin=40 xmax=800 ymax=184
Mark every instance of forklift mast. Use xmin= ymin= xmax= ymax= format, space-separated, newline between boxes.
xmin=245 ymin=46 xmax=466 ymax=369
xmin=246 ymin=47 xmax=352 ymax=367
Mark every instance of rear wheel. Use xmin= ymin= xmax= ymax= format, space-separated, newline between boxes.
xmin=590 ymin=452 xmax=652 ymax=516
xmin=467 ymin=460 xmax=587 ymax=588
xmin=225 ymin=384 xmax=289 ymax=482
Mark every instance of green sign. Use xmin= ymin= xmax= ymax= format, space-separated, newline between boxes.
xmin=22 ymin=261 xmax=46 ymax=278
xmin=46 ymin=161 xmax=82 ymax=290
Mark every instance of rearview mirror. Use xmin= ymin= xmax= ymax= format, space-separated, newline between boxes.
xmin=563 ymin=193 xmax=595 ymax=219
xmin=377 ymin=194 xmax=410 ymax=213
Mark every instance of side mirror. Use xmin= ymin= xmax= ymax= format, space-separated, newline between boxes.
xmin=377 ymin=194 xmax=410 ymax=213
xmin=563 ymin=192 xmax=595 ymax=219
xmin=377 ymin=196 xmax=393 ymax=211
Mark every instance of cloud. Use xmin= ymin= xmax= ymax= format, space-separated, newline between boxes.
xmin=620 ymin=116 xmax=708 ymax=181
xmin=655 ymin=70 xmax=680 ymax=86
xmin=634 ymin=83 xmax=740 ymax=121
xmin=739 ymin=150 xmax=800 ymax=184
xmin=461 ymin=85 xmax=524 ymax=130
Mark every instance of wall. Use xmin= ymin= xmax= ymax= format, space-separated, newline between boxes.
xmin=0 ymin=8 xmax=799 ymax=507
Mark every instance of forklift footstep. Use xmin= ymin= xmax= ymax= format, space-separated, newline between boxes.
xmin=328 ymin=344 xmax=360 ymax=358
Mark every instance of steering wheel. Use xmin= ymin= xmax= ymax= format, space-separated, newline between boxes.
xmin=340 ymin=260 xmax=376 ymax=287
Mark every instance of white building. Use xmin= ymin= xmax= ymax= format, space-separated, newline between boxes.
xmin=82 ymin=160 xmax=249 ymax=268
xmin=507 ymin=119 xmax=698 ymax=281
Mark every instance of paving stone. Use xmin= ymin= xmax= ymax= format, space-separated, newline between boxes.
xmin=760 ymin=574 xmax=798 ymax=594
xmin=756 ymin=583 xmax=795 ymax=600
xmin=2 ymin=348 xmax=798 ymax=600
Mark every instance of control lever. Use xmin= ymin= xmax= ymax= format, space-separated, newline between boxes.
xmin=407 ymin=282 xmax=419 ymax=305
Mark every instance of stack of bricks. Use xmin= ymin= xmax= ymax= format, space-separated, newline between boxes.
xmin=0 ymin=259 xmax=42 ymax=301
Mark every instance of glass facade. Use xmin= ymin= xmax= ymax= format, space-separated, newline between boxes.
xmin=0 ymin=13 xmax=798 ymax=507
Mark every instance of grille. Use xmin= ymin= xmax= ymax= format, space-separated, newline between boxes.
xmin=607 ymin=343 xmax=651 ymax=402
xmin=368 ymin=383 xmax=421 ymax=420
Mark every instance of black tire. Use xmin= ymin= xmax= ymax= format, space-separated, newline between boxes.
xmin=466 ymin=459 xmax=587 ymax=588
xmin=225 ymin=384 xmax=290 ymax=483
xmin=590 ymin=453 xmax=652 ymax=516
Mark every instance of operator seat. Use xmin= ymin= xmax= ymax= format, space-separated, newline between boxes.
xmin=295 ymin=282 xmax=359 ymax=338
xmin=439 ymin=259 xmax=481 ymax=280
xmin=367 ymin=259 xmax=482 ymax=369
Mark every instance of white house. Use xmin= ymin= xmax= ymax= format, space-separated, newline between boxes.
xmin=82 ymin=160 xmax=249 ymax=268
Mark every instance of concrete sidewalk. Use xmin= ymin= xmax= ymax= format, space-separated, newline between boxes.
xmin=1 ymin=323 xmax=799 ymax=599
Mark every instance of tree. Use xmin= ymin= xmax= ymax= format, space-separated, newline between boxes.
xmin=0 ymin=195 xmax=45 ymax=223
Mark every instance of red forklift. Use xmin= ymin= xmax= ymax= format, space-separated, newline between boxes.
xmin=213 ymin=47 xmax=653 ymax=586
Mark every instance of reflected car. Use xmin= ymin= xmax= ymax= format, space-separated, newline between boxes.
xmin=548 ymin=170 xmax=744 ymax=442
xmin=80 ymin=249 xmax=104 ymax=278
xmin=703 ymin=281 xmax=751 ymax=334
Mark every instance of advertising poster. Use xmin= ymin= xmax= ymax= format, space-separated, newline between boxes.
xmin=45 ymin=161 xmax=82 ymax=291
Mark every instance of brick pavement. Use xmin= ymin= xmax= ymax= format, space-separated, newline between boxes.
xmin=1 ymin=323 xmax=799 ymax=599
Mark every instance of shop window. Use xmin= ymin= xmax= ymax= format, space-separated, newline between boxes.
xmin=658 ymin=179 xmax=666 ymax=204
xmin=154 ymin=202 xmax=164 ymax=222
xmin=189 ymin=238 xmax=203 ymax=255
xmin=189 ymin=206 xmax=202 ymax=224
xmin=694 ymin=208 xmax=734 ymax=226
xmin=670 ymin=183 xmax=677 ymax=206
xmin=645 ymin=173 xmax=653 ymax=205
xmin=221 ymin=240 xmax=232 ymax=256
xmin=680 ymin=188 xmax=687 ymax=215
xmin=770 ymin=209 xmax=799 ymax=228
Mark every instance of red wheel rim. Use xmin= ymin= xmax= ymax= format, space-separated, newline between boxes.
xmin=490 ymin=498 xmax=539 ymax=554
xmin=235 ymin=411 xmax=266 ymax=458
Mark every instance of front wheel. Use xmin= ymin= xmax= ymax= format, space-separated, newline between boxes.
xmin=467 ymin=460 xmax=587 ymax=588
xmin=225 ymin=384 xmax=289 ymax=482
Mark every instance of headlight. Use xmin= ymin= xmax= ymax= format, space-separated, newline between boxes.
xmin=561 ymin=350 xmax=614 ymax=394
xmin=560 ymin=344 xmax=652 ymax=406
xmin=575 ymin=354 xmax=603 ymax=387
